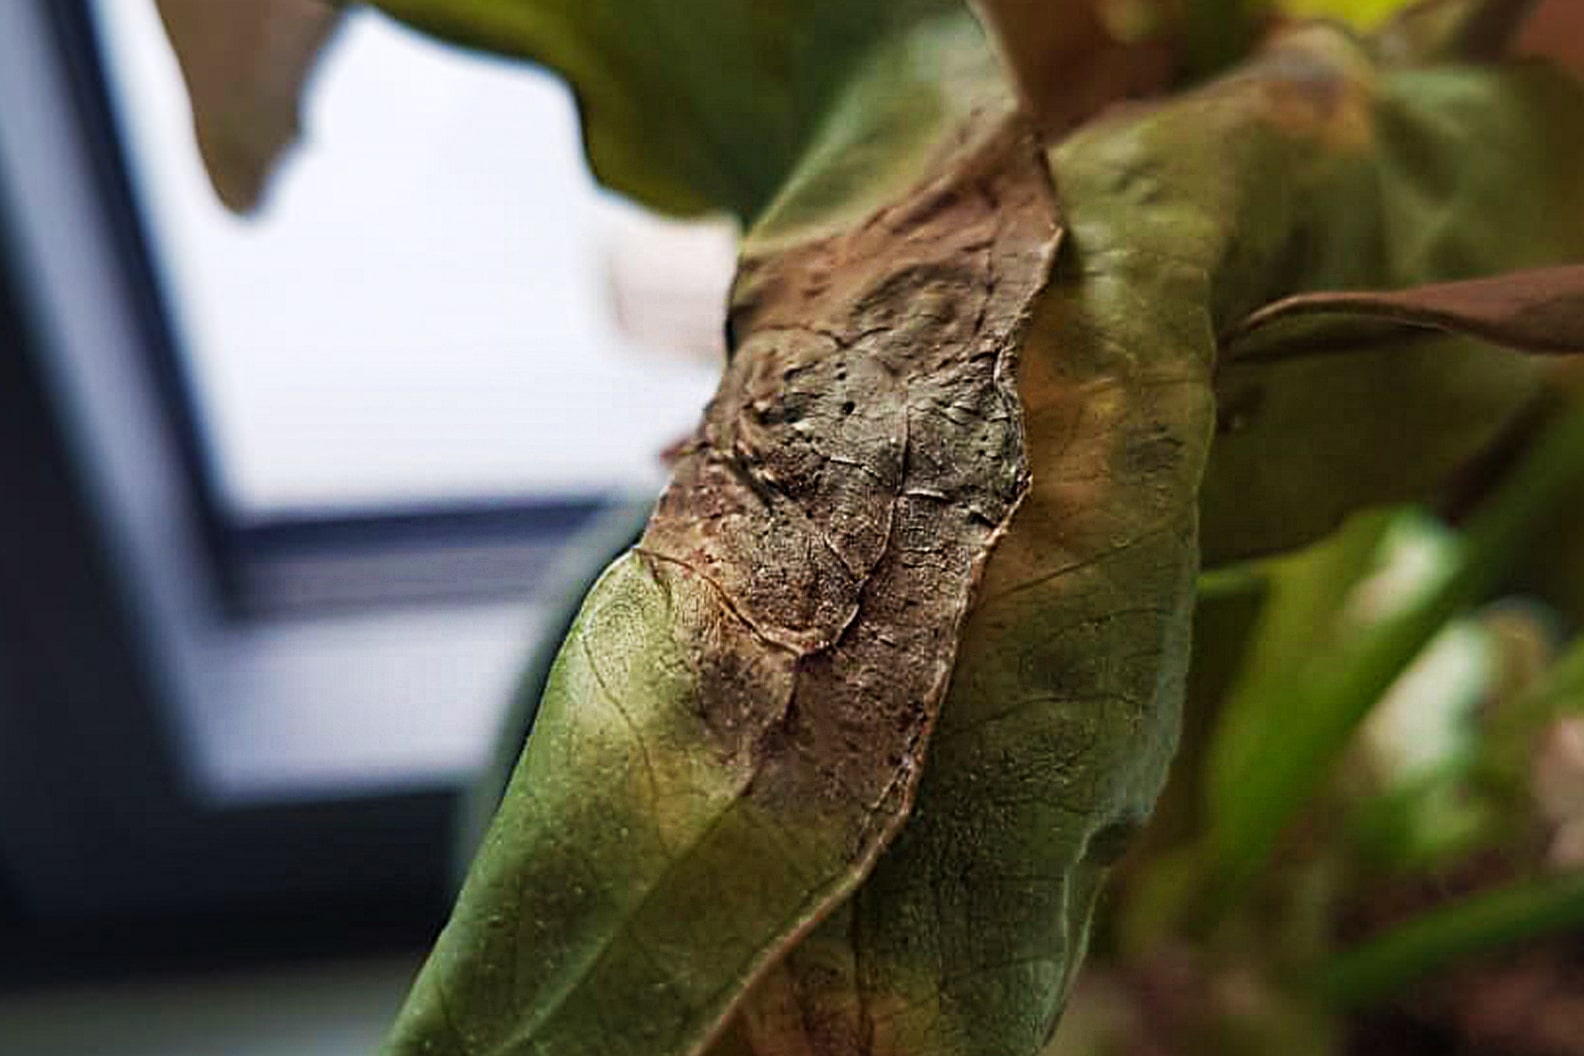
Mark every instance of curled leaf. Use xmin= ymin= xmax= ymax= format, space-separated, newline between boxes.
xmin=1224 ymin=265 xmax=1584 ymax=360
xmin=727 ymin=134 xmax=1214 ymax=1055
xmin=142 ymin=0 xmax=1584 ymax=1050
xmin=386 ymin=16 xmax=1584 ymax=1055
xmin=385 ymin=14 xmax=1070 ymax=1055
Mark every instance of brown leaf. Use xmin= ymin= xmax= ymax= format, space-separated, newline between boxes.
xmin=155 ymin=0 xmax=341 ymax=213
xmin=1222 ymin=266 xmax=1584 ymax=361
xmin=635 ymin=105 xmax=1062 ymax=983
xmin=381 ymin=20 xmax=1068 ymax=1053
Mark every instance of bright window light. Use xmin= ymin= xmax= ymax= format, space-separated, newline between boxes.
xmin=92 ymin=1 xmax=725 ymax=520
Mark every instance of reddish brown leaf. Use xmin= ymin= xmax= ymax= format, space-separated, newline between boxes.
xmin=1223 ymin=266 xmax=1584 ymax=362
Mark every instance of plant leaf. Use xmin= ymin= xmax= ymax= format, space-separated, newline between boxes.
xmin=1223 ymin=265 xmax=1584 ymax=359
xmin=1198 ymin=52 xmax=1584 ymax=564
xmin=1317 ymin=867 xmax=1584 ymax=1008
xmin=383 ymin=14 xmax=1069 ymax=1056
xmin=360 ymin=0 xmax=970 ymax=220
xmin=717 ymin=17 xmax=1581 ymax=1044
xmin=154 ymin=0 xmax=342 ymax=212
xmin=1203 ymin=511 xmax=1400 ymax=838
xmin=363 ymin=9 xmax=1584 ymax=1056
xmin=1203 ymin=404 xmax=1584 ymax=920
xmin=725 ymin=192 xmax=1213 ymax=1056
xmin=156 ymin=0 xmax=965 ymax=219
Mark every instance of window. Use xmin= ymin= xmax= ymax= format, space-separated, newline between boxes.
xmin=92 ymin=1 xmax=724 ymax=519
xmin=0 ymin=0 xmax=726 ymax=944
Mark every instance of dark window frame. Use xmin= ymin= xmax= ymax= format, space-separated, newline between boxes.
xmin=0 ymin=182 xmax=455 ymax=985
xmin=0 ymin=0 xmax=651 ymax=983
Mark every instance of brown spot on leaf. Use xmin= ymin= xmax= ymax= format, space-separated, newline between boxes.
xmin=634 ymin=113 xmax=1062 ymax=1052
xmin=639 ymin=114 xmax=1058 ymax=812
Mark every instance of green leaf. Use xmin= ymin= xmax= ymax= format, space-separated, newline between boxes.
xmin=155 ymin=0 xmax=964 ymax=219
xmin=1341 ymin=615 xmax=1498 ymax=872
xmin=1201 ymin=404 xmax=1584 ymax=919
xmin=1199 ymin=55 xmax=1584 ymax=563
xmin=1208 ymin=262 xmax=1584 ymax=559
xmin=1316 ymin=867 xmax=1584 ymax=1008
xmin=1203 ymin=511 xmax=1401 ymax=837
xmin=363 ymin=0 xmax=972 ymax=220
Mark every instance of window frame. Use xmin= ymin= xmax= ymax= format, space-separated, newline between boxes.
xmin=53 ymin=0 xmax=619 ymax=619
xmin=0 ymin=0 xmax=646 ymax=976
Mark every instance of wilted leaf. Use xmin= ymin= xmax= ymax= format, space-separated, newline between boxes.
xmin=142 ymin=0 xmax=1584 ymax=1050
xmin=385 ymin=13 xmax=1073 ymax=1056
xmin=724 ymin=160 xmax=1211 ymax=1056
xmin=386 ymin=4 xmax=1225 ymax=1052
xmin=711 ymin=17 xmax=1584 ymax=1052
xmin=154 ymin=0 xmax=341 ymax=212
